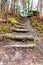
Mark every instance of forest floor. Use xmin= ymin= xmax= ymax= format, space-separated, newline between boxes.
xmin=0 ymin=16 xmax=43 ymax=65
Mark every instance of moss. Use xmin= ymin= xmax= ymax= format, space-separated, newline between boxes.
xmin=30 ymin=17 xmax=43 ymax=32
xmin=6 ymin=18 xmax=18 ymax=25
xmin=0 ymin=25 xmax=10 ymax=33
xmin=31 ymin=17 xmax=38 ymax=27
xmin=40 ymin=25 xmax=43 ymax=30
xmin=36 ymin=27 xmax=42 ymax=31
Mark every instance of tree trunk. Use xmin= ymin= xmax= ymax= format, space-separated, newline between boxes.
xmin=31 ymin=0 xmax=33 ymax=10
xmin=40 ymin=0 xmax=42 ymax=14
xmin=1 ymin=0 xmax=5 ymax=12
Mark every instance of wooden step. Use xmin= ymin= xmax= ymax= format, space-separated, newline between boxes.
xmin=14 ymin=25 xmax=26 ymax=28
xmin=14 ymin=26 xmax=25 ymax=29
xmin=0 ymin=33 xmax=34 ymax=41
xmin=16 ymin=23 xmax=26 ymax=26
xmin=0 ymin=40 xmax=35 ymax=45
xmin=12 ymin=28 xmax=29 ymax=32
xmin=2 ymin=44 xmax=36 ymax=48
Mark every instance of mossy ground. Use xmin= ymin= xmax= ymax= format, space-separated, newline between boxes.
xmin=30 ymin=16 xmax=43 ymax=32
xmin=0 ymin=12 xmax=25 ymax=34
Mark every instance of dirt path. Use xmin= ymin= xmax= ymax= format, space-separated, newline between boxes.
xmin=0 ymin=18 xmax=43 ymax=65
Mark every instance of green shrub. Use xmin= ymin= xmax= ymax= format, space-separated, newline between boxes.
xmin=30 ymin=17 xmax=43 ymax=32
xmin=0 ymin=26 xmax=10 ymax=33
xmin=28 ymin=10 xmax=39 ymax=17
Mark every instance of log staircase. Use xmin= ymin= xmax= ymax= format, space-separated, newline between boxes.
xmin=0 ymin=18 xmax=37 ymax=48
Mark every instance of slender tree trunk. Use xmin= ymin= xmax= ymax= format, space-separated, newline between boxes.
xmin=31 ymin=0 xmax=33 ymax=10
xmin=37 ymin=0 xmax=42 ymax=14
xmin=1 ymin=0 xmax=5 ymax=12
xmin=0 ymin=0 xmax=1 ymax=12
xmin=37 ymin=0 xmax=39 ymax=11
xmin=12 ymin=0 xmax=16 ymax=12
xmin=40 ymin=0 xmax=42 ymax=14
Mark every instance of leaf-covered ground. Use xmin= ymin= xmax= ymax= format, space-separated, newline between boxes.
xmin=30 ymin=15 xmax=43 ymax=32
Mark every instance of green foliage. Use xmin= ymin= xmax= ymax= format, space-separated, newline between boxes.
xmin=6 ymin=18 xmax=18 ymax=25
xmin=0 ymin=25 xmax=10 ymax=33
xmin=28 ymin=11 xmax=39 ymax=17
xmin=0 ymin=18 xmax=2 ymax=21
xmin=30 ymin=17 xmax=43 ymax=32
xmin=30 ymin=17 xmax=38 ymax=27
xmin=37 ymin=25 xmax=43 ymax=31
xmin=32 ymin=11 xmax=39 ymax=16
